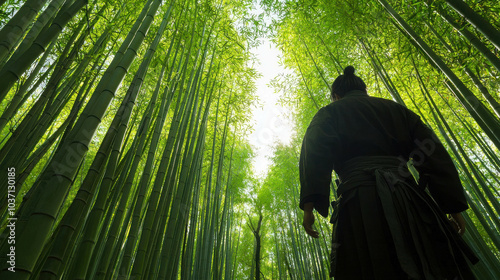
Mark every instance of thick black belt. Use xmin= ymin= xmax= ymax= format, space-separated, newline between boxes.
xmin=335 ymin=156 xmax=414 ymax=195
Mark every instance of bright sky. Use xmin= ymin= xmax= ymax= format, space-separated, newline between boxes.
xmin=247 ymin=39 xmax=294 ymax=177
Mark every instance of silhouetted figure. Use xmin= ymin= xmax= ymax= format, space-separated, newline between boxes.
xmin=299 ymin=66 xmax=478 ymax=279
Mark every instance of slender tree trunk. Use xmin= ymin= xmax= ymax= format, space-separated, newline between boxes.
xmin=0 ymin=0 xmax=158 ymax=278
xmin=249 ymin=212 xmax=263 ymax=280
xmin=358 ymin=38 xmax=406 ymax=106
xmin=0 ymin=0 xmax=88 ymax=104
xmin=3 ymin=0 xmax=69 ymax=67
xmin=91 ymin=5 xmax=175 ymax=279
xmin=300 ymin=37 xmax=330 ymax=89
xmin=292 ymin=52 xmax=320 ymax=109
xmin=0 ymin=0 xmax=50 ymax=63
xmin=0 ymin=39 xmax=56 ymax=132
xmin=431 ymin=3 xmax=500 ymax=73
xmin=464 ymin=67 xmax=500 ymax=118
xmin=444 ymin=0 xmax=500 ymax=51
xmin=377 ymin=0 xmax=500 ymax=150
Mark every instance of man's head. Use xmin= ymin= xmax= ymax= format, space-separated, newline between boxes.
xmin=330 ymin=66 xmax=367 ymax=101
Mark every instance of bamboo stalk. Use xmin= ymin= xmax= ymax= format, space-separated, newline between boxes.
xmin=377 ymin=0 xmax=500 ymax=150
xmin=444 ymin=0 xmax=500 ymax=51
xmin=0 ymin=0 xmax=88 ymax=104
xmin=0 ymin=0 xmax=50 ymax=64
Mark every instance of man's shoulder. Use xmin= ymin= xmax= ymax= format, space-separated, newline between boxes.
xmin=366 ymin=96 xmax=422 ymax=122
xmin=365 ymin=95 xmax=411 ymax=111
xmin=318 ymin=94 xmax=415 ymax=118
xmin=366 ymin=95 xmax=399 ymax=104
xmin=308 ymin=106 xmax=336 ymax=128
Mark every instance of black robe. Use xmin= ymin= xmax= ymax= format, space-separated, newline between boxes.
xmin=299 ymin=90 xmax=478 ymax=279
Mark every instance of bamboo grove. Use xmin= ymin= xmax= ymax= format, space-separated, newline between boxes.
xmin=0 ymin=0 xmax=258 ymax=279
xmin=256 ymin=0 xmax=500 ymax=279
xmin=0 ymin=0 xmax=499 ymax=279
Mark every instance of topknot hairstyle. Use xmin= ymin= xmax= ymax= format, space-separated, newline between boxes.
xmin=331 ymin=66 xmax=367 ymax=98
xmin=343 ymin=65 xmax=355 ymax=76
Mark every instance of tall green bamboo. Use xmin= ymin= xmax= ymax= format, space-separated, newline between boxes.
xmin=444 ymin=0 xmax=500 ymax=51
xmin=0 ymin=0 xmax=115 ymax=245
xmin=422 ymin=20 xmax=500 ymax=118
xmin=89 ymin=4 xmax=175 ymax=279
xmin=376 ymin=0 xmax=500 ymax=150
xmin=430 ymin=3 xmax=500 ymax=73
xmin=2 ymin=0 xmax=497 ymax=278
xmin=0 ymin=0 xmax=50 ymax=64
xmin=37 ymin=6 xmax=168 ymax=279
xmin=192 ymin=87 xmax=222 ymax=280
xmin=359 ymin=38 xmax=406 ymax=106
xmin=0 ymin=9 xmax=93 ymax=167
xmin=129 ymin=10 xmax=199 ymax=277
xmin=117 ymin=25 xmax=183 ymax=278
xmin=0 ymin=38 xmax=57 ymax=132
xmin=0 ymin=0 xmax=160 ymax=278
xmin=0 ymin=0 xmax=88 ymax=104
xmin=0 ymin=5 xmax=106 ymax=177
xmin=0 ymin=0 xmax=258 ymax=279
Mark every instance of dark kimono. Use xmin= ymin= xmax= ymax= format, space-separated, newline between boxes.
xmin=299 ymin=90 xmax=478 ymax=279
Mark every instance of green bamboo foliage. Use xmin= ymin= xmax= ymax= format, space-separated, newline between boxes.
xmin=1 ymin=0 xmax=499 ymax=279
xmin=359 ymin=38 xmax=406 ymax=106
xmin=130 ymin=8 xmax=199 ymax=280
xmin=193 ymin=89 xmax=222 ymax=280
xmin=429 ymin=3 xmax=500 ymax=73
xmin=0 ymin=1 xmax=161 ymax=278
xmin=421 ymin=15 xmax=500 ymax=117
xmin=155 ymin=7 xmax=213 ymax=279
xmin=35 ymin=4 xmax=172 ymax=279
xmin=0 ymin=4 xmax=107 ymax=181
xmin=444 ymin=0 xmax=500 ymax=51
xmin=178 ymin=65 xmax=216 ymax=279
xmin=0 ymin=0 xmax=50 ymax=64
xmin=118 ymin=26 xmax=182 ymax=278
xmin=0 ymin=10 xmax=88 ymax=166
xmin=2 ymin=0 xmax=68 ymax=67
xmin=412 ymin=62 xmax=500 ymax=264
xmin=376 ymin=0 xmax=500 ymax=149
xmin=0 ymin=0 xmax=88 ymax=103
xmin=207 ymin=95 xmax=232 ymax=279
xmin=114 ymin=33 xmax=179 ymax=279
xmin=90 ymin=5 xmax=176 ymax=280
xmin=1 ymin=0 xmax=257 ymax=279
xmin=0 ymin=39 xmax=56 ymax=132
xmin=259 ymin=0 xmax=500 ymax=278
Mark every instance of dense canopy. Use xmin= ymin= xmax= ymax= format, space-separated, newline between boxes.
xmin=0 ymin=0 xmax=499 ymax=279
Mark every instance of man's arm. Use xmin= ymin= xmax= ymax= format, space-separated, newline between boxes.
xmin=299 ymin=108 xmax=337 ymax=218
xmin=408 ymin=112 xmax=468 ymax=235
xmin=302 ymin=202 xmax=319 ymax=238
xmin=408 ymin=113 xmax=468 ymax=213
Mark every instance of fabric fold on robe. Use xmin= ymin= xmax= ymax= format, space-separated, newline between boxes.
xmin=330 ymin=156 xmax=478 ymax=280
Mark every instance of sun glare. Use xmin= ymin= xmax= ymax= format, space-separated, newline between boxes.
xmin=248 ymin=39 xmax=294 ymax=177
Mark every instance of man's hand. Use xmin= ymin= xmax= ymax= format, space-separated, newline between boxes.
xmin=302 ymin=202 xmax=319 ymax=238
xmin=448 ymin=212 xmax=466 ymax=236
